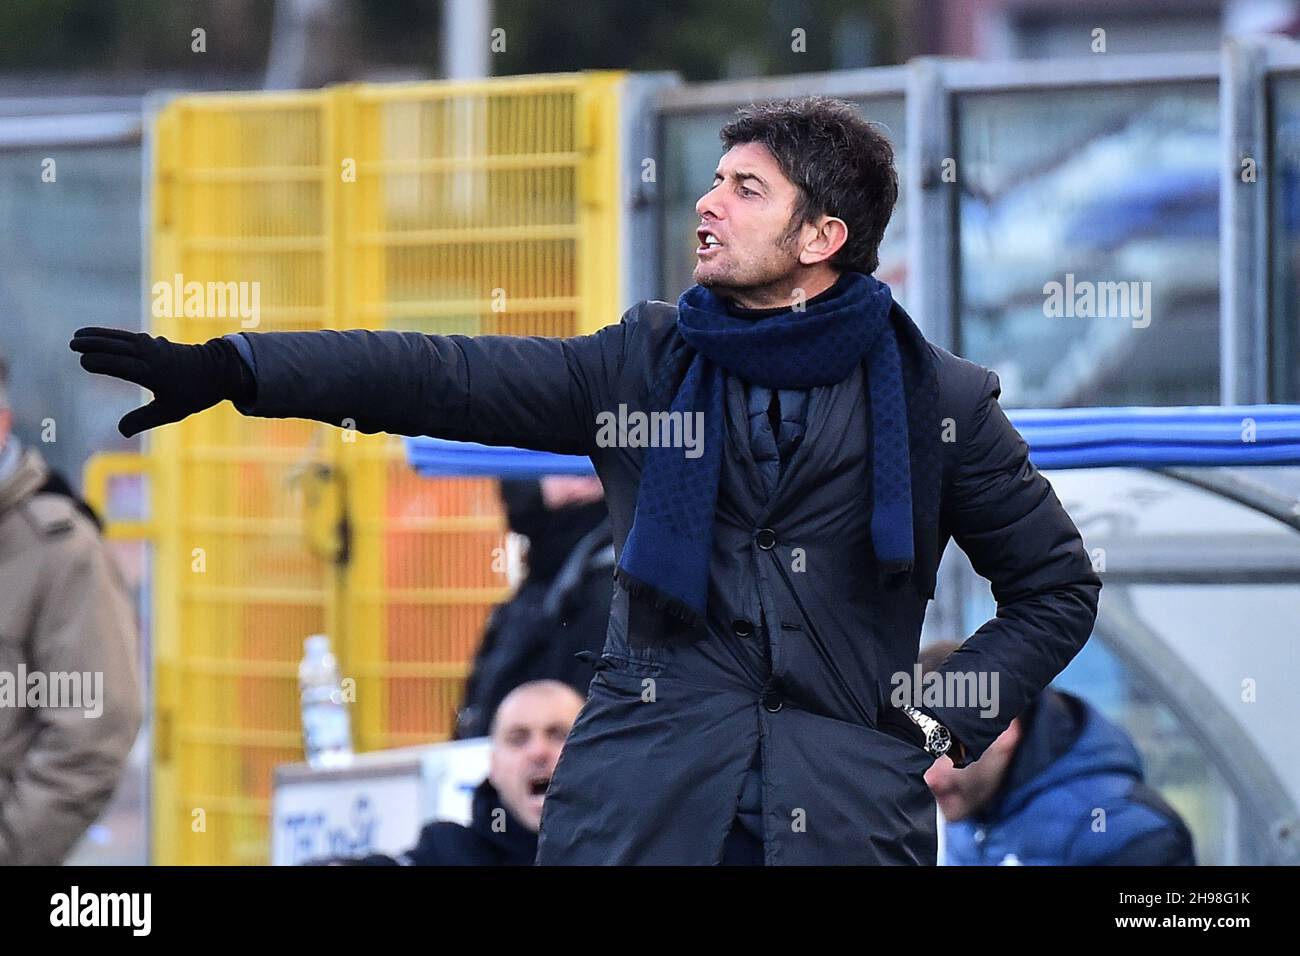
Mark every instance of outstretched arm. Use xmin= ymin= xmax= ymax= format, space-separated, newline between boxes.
xmin=72 ymin=314 xmax=633 ymax=454
xmin=228 ymin=324 xmax=626 ymax=454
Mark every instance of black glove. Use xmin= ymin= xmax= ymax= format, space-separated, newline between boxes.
xmin=70 ymin=327 xmax=256 ymax=438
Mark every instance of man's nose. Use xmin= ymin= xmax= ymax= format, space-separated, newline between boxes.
xmin=530 ymin=741 xmax=563 ymax=772
xmin=695 ymin=184 xmax=723 ymax=220
xmin=523 ymin=734 xmax=553 ymax=762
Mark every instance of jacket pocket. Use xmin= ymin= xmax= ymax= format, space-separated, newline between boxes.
xmin=596 ymin=653 xmax=663 ymax=680
xmin=822 ymin=705 xmax=935 ymax=771
xmin=603 ymin=587 xmax=676 ymax=668
xmin=767 ymin=705 xmax=937 ymax=865
xmin=873 ymin=705 xmax=930 ymax=755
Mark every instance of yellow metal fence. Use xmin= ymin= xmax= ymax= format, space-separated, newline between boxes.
xmin=86 ymin=72 xmax=625 ymax=864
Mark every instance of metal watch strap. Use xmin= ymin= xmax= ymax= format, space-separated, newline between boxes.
xmin=901 ymin=705 xmax=952 ymax=757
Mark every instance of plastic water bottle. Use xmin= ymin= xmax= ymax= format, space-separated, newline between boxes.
xmin=299 ymin=634 xmax=353 ymax=769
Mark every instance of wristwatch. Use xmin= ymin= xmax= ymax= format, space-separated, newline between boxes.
xmin=901 ymin=705 xmax=952 ymax=758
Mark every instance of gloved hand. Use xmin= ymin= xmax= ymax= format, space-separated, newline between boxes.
xmin=70 ymin=327 xmax=256 ymax=438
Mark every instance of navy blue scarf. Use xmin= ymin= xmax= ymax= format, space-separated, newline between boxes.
xmin=614 ymin=271 xmax=917 ymax=626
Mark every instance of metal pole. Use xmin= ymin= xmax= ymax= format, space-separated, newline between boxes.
xmin=904 ymin=56 xmax=957 ymax=350
xmin=442 ymin=0 xmax=493 ymax=80
xmin=1220 ymin=37 xmax=1270 ymax=404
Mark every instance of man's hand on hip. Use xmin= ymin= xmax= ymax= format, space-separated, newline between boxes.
xmin=69 ymin=328 xmax=253 ymax=437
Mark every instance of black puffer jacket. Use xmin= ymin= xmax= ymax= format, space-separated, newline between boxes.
xmin=228 ymin=295 xmax=1101 ymax=865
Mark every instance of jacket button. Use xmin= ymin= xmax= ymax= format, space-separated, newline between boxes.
xmin=761 ymin=690 xmax=783 ymax=713
xmin=732 ymin=619 xmax=754 ymax=638
xmin=755 ymin=528 xmax=776 ymax=550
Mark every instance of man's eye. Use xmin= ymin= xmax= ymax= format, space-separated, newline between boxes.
xmin=739 ymin=186 xmax=756 ymax=197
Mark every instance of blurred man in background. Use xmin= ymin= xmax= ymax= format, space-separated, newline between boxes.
xmin=0 ymin=348 xmax=143 ymax=865
xmin=920 ymin=640 xmax=1195 ymax=866
xmin=343 ymin=679 xmax=584 ymax=866
xmin=455 ymin=475 xmax=612 ymax=740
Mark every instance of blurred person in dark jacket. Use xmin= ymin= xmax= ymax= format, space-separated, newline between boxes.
xmin=0 ymin=348 xmax=143 ymax=865
xmin=920 ymin=640 xmax=1195 ymax=866
xmin=454 ymin=475 xmax=612 ymax=740
xmin=344 ymin=680 xmax=584 ymax=866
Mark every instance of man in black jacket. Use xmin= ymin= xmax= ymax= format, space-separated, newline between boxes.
xmin=345 ymin=679 xmax=584 ymax=865
xmin=72 ymin=96 xmax=1100 ymax=865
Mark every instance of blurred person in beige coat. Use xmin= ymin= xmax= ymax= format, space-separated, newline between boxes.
xmin=0 ymin=349 xmax=142 ymax=864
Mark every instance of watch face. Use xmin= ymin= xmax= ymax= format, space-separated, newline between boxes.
xmin=928 ymin=726 xmax=952 ymax=756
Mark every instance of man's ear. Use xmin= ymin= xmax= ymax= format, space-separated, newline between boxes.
xmin=798 ymin=216 xmax=849 ymax=266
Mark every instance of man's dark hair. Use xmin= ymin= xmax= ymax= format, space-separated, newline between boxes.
xmin=719 ymin=95 xmax=898 ymax=275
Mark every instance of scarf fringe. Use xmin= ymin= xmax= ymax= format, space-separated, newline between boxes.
xmin=614 ymin=565 xmax=704 ymax=629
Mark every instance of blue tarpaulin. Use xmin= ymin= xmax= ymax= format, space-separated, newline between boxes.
xmin=404 ymin=405 xmax=1300 ymax=477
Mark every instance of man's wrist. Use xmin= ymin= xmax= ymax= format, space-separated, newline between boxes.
xmin=908 ymin=706 xmax=974 ymax=765
xmin=213 ymin=335 xmax=258 ymax=405
xmin=902 ymin=705 xmax=952 ymax=757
